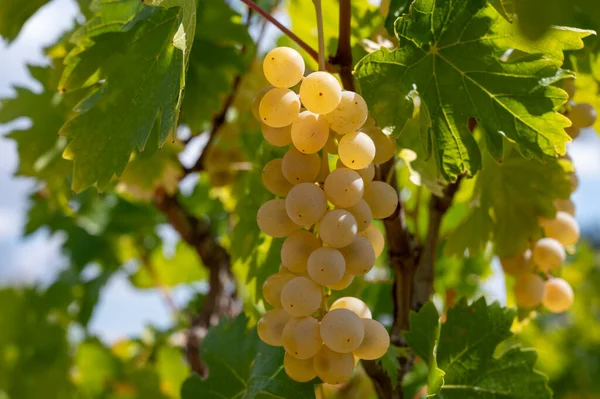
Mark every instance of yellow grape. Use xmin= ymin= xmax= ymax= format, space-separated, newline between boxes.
xmin=330 ymin=297 xmax=372 ymax=319
xmin=326 ymin=272 xmax=354 ymax=290
xmin=569 ymin=102 xmax=597 ymax=128
xmin=338 ymin=131 xmax=376 ymax=169
xmin=282 ymin=316 xmax=323 ymax=359
xmin=555 ymin=199 xmax=575 ymax=216
xmin=284 ymin=353 xmax=317 ymax=382
xmin=500 ymin=249 xmax=532 ymax=276
xmin=363 ymin=127 xmax=396 ymax=164
xmin=257 ymin=199 xmax=300 ymax=238
xmin=532 ymin=238 xmax=565 ymax=271
xmin=261 ymin=123 xmax=293 ymax=147
xmin=291 ymin=111 xmax=330 ymax=154
xmin=257 ymin=308 xmax=291 ymax=346
xmin=353 ymin=319 xmax=390 ymax=360
xmin=563 ymin=79 xmax=576 ymax=99
xmin=363 ymin=181 xmax=398 ymax=219
xmin=282 ymin=148 xmax=321 ymax=184
xmin=356 ymin=164 xmax=375 ymax=185
xmin=263 ymin=272 xmax=295 ymax=308
xmin=313 ymin=346 xmax=355 ymax=385
xmin=340 ymin=235 xmax=376 ymax=276
xmin=299 ymin=71 xmax=342 ymax=114
xmin=325 ymin=91 xmax=369 ymax=133
xmin=307 ymin=247 xmax=346 ymax=286
xmin=346 ymin=199 xmax=372 ymax=232
xmin=540 ymin=211 xmax=580 ymax=247
xmin=324 ymin=167 xmax=365 ymax=208
xmin=262 ymin=158 xmax=293 ymax=197
xmin=263 ymin=47 xmax=305 ymax=88
xmin=285 ymin=183 xmax=328 ymax=226
xmin=318 ymin=209 xmax=358 ymax=248
xmin=281 ymin=230 xmax=322 ymax=274
xmin=565 ymin=125 xmax=581 ymax=139
xmin=543 ymin=278 xmax=574 ymax=313
xmin=359 ymin=224 xmax=385 ymax=258
xmin=324 ymin=134 xmax=338 ymax=154
xmin=281 ymin=276 xmax=322 ymax=317
xmin=252 ymin=86 xmax=272 ymax=121
xmin=259 ymin=88 xmax=301 ymax=128
xmin=320 ymin=308 xmax=365 ymax=353
xmin=514 ymin=273 xmax=545 ymax=308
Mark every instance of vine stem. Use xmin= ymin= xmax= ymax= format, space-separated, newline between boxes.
xmin=313 ymin=0 xmax=326 ymax=71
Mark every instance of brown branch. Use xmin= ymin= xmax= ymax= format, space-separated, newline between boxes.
xmin=331 ymin=0 xmax=355 ymax=91
xmin=154 ymin=188 xmax=241 ymax=377
xmin=138 ymin=243 xmax=179 ymax=315
xmin=412 ymin=178 xmax=461 ymax=309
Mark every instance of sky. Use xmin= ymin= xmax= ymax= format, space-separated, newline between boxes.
xmin=0 ymin=0 xmax=599 ymax=342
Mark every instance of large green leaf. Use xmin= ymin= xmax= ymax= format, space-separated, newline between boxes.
xmin=355 ymin=0 xmax=591 ymax=181
xmin=59 ymin=0 xmax=195 ymax=191
xmin=181 ymin=314 xmax=315 ymax=399
xmin=0 ymin=0 xmax=49 ymax=41
xmin=404 ymin=298 xmax=551 ymax=398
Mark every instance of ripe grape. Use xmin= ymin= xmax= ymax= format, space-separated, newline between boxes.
xmin=563 ymin=79 xmax=576 ymax=99
xmin=324 ymin=134 xmax=339 ymax=154
xmin=291 ymin=111 xmax=330 ymax=154
xmin=263 ymin=47 xmax=305 ymax=88
xmin=324 ymin=168 xmax=365 ymax=208
xmin=252 ymin=86 xmax=272 ymax=121
xmin=285 ymin=183 xmax=328 ymax=226
xmin=338 ymin=131 xmax=376 ymax=169
xmin=257 ymin=199 xmax=300 ymax=238
xmin=261 ymin=123 xmax=293 ymax=147
xmin=346 ymin=199 xmax=372 ymax=232
xmin=363 ymin=127 xmax=396 ymax=164
xmin=356 ymin=164 xmax=375 ymax=185
xmin=569 ymin=102 xmax=597 ymax=128
xmin=326 ymin=272 xmax=354 ymax=290
xmin=500 ymin=249 xmax=532 ymax=276
xmin=281 ymin=230 xmax=322 ymax=273
xmin=259 ymin=88 xmax=301 ymax=128
xmin=281 ymin=276 xmax=322 ymax=317
xmin=565 ymin=125 xmax=581 ymax=139
xmin=543 ymin=278 xmax=574 ymax=313
xmin=363 ymin=181 xmax=398 ymax=219
xmin=299 ymin=71 xmax=342 ymax=114
xmin=313 ymin=346 xmax=355 ymax=385
xmin=330 ymin=297 xmax=372 ymax=319
xmin=262 ymin=158 xmax=293 ymax=197
xmin=514 ymin=273 xmax=545 ymax=308
xmin=307 ymin=247 xmax=346 ymax=286
xmin=284 ymin=353 xmax=317 ymax=382
xmin=282 ymin=316 xmax=323 ymax=359
xmin=555 ymin=199 xmax=575 ymax=216
xmin=257 ymin=308 xmax=291 ymax=346
xmin=320 ymin=308 xmax=365 ymax=353
xmin=532 ymin=238 xmax=566 ymax=271
xmin=263 ymin=272 xmax=295 ymax=308
xmin=540 ymin=211 xmax=580 ymax=247
xmin=353 ymin=319 xmax=390 ymax=360
xmin=318 ymin=209 xmax=358 ymax=248
xmin=340 ymin=235 xmax=376 ymax=276
xmin=282 ymin=148 xmax=321 ymax=184
xmin=360 ymin=224 xmax=385 ymax=258
xmin=325 ymin=91 xmax=369 ymax=133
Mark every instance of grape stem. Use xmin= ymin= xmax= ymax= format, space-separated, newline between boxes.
xmin=312 ymin=0 xmax=326 ymax=71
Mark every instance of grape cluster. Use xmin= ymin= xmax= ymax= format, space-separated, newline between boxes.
xmin=253 ymin=47 xmax=394 ymax=384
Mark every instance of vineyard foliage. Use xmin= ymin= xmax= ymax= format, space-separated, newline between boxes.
xmin=0 ymin=0 xmax=599 ymax=398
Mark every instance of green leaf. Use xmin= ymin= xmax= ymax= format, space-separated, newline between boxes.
xmin=403 ymin=298 xmax=551 ymax=398
xmin=355 ymin=0 xmax=591 ymax=181
xmin=74 ymin=339 xmax=119 ymax=396
xmin=181 ymin=314 xmax=315 ymax=399
xmin=0 ymin=0 xmax=49 ymax=41
xmin=59 ymin=0 xmax=195 ymax=191
xmin=384 ymin=0 xmax=412 ymax=35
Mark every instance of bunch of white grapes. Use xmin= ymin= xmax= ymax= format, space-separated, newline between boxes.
xmin=253 ymin=47 xmax=396 ymax=384
xmin=563 ymin=79 xmax=597 ymax=140
xmin=502 ymin=200 xmax=580 ymax=313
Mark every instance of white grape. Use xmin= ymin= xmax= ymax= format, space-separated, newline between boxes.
xmin=263 ymin=47 xmax=305 ymax=88
xmin=514 ymin=273 xmax=545 ymax=308
xmin=281 ymin=230 xmax=322 ymax=274
xmin=356 ymin=164 xmax=375 ymax=185
xmin=326 ymin=272 xmax=354 ymax=290
xmin=282 ymin=316 xmax=323 ymax=359
xmin=363 ymin=127 xmax=396 ymax=164
xmin=555 ymin=199 xmax=575 ymax=216
xmin=500 ymin=249 xmax=532 ymax=276
xmin=318 ymin=209 xmax=358 ymax=248
xmin=330 ymin=297 xmax=372 ymax=319
xmin=346 ymin=199 xmax=372 ymax=232
xmin=261 ymin=123 xmax=293 ymax=147
xmin=281 ymin=276 xmax=322 ymax=317
xmin=532 ymin=238 xmax=565 ymax=271
xmin=338 ymin=131 xmax=376 ymax=169
xmin=257 ymin=199 xmax=300 ymax=238
xmin=252 ymin=86 xmax=272 ymax=121
xmin=282 ymin=148 xmax=321 ymax=184
xmin=569 ymin=102 xmax=597 ymax=128
xmin=284 ymin=353 xmax=317 ymax=382
xmin=291 ymin=111 xmax=330 ymax=154
xmin=257 ymin=308 xmax=291 ymax=346
xmin=324 ymin=167 xmax=365 ymax=208
xmin=325 ymin=91 xmax=369 ymax=133
xmin=259 ymin=88 xmax=301 ymax=128
xmin=540 ymin=211 xmax=580 ymax=247
xmin=320 ymin=308 xmax=365 ymax=353
xmin=299 ymin=71 xmax=342 ymax=114
xmin=262 ymin=158 xmax=293 ymax=197
xmin=340 ymin=235 xmax=376 ymax=276
xmin=353 ymin=319 xmax=390 ymax=360
xmin=285 ymin=183 xmax=328 ymax=226
xmin=359 ymin=224 xmax=385 ymax=258
xmin=363 ymin=181 xmax=398 ymax=219
xmin=262 ymin=272 xmax=295 ymax=308
xmin=543 ymin=278 xmax=574 ymax=313
xmin=313 ymin=346 xmax=355 ymax=385
xmin=307 ymin=247 xmax=346 ymax=286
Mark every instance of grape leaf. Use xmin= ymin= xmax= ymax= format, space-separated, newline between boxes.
xmin=59 ymin=0 xmax=195 ymax=191
xmin=404 ymin=298 xmax=551 ymax=398
xmin=0 ymin=0 xmax=49 ymax=41
xmin=355 ymin=0 xmax=591 ymax=181
xmin=181 ymin=314 xmax=316 ymax=399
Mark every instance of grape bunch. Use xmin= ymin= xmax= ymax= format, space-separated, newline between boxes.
xmin=253 ymin=47 xmax=395 ymax=384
